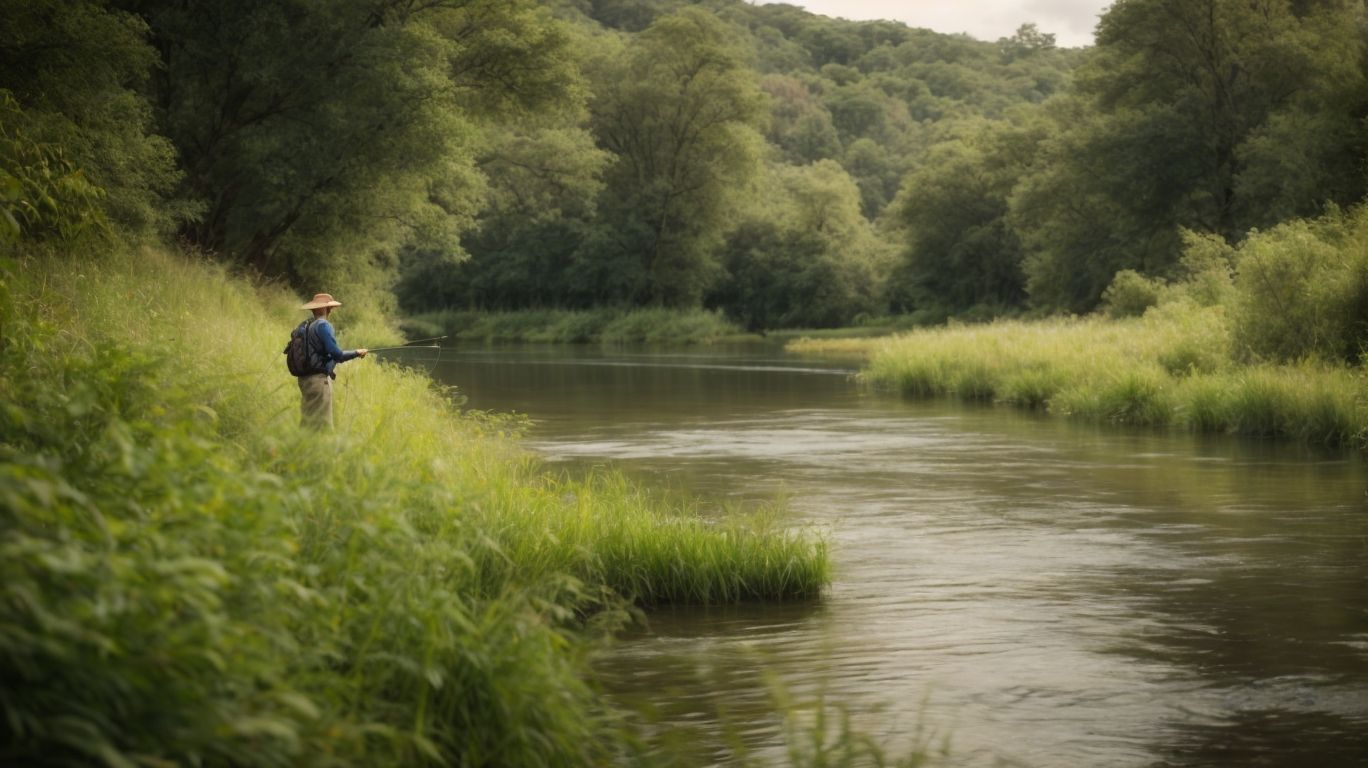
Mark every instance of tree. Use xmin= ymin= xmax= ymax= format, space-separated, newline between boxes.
xmin=710 ymin=160 xmax=886 ymax=329
xmin=1010 ymin=94 xmax=1186 ymax=311
xmin=1014 ymin=0 xmax=1368 ymax=312
xmin=119 ymin=0 xmax=580 ymax=296
xmin=583 ymin=7 xmax=767 ymax=306
xmin=997 ymin=23 xmax=1056 ymax=63
xmin=841 ymin=137 xmax=902 ymax=218
xmin=0 ymin=0 xmax=182 ymax=238
xmin=761 ymin=74 xmax=843 ymax=163
xmin=397 ymin=125 xmax=610 ymax=311
xmin=889 ymin=114 xmax=1049 ymax=316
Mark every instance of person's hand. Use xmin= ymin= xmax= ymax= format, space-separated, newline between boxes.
xmin=357 ymin=348 xmax=369 ymax=357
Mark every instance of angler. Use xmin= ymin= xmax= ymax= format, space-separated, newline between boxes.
xmin=287 ymin=293 xmax=369 ymax=429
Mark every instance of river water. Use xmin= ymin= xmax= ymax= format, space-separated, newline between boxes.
xmin=429 ymin=343 xmax=1368 ymax=767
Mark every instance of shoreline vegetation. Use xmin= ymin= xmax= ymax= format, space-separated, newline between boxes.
xmin=792 ymin=314 xmax=1365 ymax=447
xmin=1 ymin=245 xmax=832 ymax=766
xmin=791 ymin=212 xmax=1368 ymax=450
xmin=403 ymin=308 xmax=916 ymax=346
xmin=404 ymin=307 xmax=743 ymax=345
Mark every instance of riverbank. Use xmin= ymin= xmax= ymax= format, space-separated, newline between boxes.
xmin=794 ymin=211 xmax=1368 ymax=449
xmin=1 ymin=244 xmax=830 ymax=766
xmin=405 ymin=307 xmax=742 ymax=345
xmin=791 ymin=305 xmax=1366 ymax=447
xmin=403 ymin=307 xmax=915 ymax=346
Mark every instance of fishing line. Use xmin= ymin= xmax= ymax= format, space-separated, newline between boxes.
xmin=366 ymin=344 xmax=444 ymax=375
xmin=366 ymin=344 xmax=442 ymax=353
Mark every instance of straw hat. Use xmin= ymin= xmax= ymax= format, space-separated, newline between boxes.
xmin=301 ymin=293 xmax=342 ymax=310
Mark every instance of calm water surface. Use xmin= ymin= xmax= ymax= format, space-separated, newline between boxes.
xmin=430 ymin=343 xmax=1368 ymax=767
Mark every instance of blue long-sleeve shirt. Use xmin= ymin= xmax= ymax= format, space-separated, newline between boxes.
xmin=309 ymin=318 xmax=359 ymax=378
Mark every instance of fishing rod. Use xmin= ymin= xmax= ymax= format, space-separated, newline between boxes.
xmin=366 ymin=344 xmax=442 ymax=353
xmin=362 ymin=335 xmax=448 ymax=353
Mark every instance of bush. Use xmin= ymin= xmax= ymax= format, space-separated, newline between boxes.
xmin=0 ymin=93 xmax=109 ymax=242
xmin=1100 ymin=269 xmax=1164 ymax=318
xmin=1230 ymin=209 xmax=1368 ymax=363
xmin=1175 ymin=229 xmax=1235 ymax=307
xmin=1 ymin=302 xmax=318 ymax=765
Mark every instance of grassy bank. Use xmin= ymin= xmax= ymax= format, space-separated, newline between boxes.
xmin=1 ymin=244 xmax=829 ymax=766
xmin=405 ymin=307 xmax=742 ymax=345
xmin=792 ymin=304 xmax=1366 ymax=446
xmin=795 ymin=212 xmax=1368 ymax=448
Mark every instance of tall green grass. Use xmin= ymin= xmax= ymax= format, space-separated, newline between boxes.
xmin=1 ymin=244 xmax=830 ymax=766
xmin=792 ymin=303 xmax=1367 ymax=447
xmin=407 ymin=307 xmax=740 ymax=345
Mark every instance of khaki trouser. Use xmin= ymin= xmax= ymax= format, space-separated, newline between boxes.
xmin=298 ymin=373 xmax=332 ymax=429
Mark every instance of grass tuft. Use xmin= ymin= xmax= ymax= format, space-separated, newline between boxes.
xmin=794 ymin=305 xmax=1367 ymax=448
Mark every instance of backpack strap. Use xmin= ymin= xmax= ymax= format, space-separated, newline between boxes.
xmin=303 ymin=317 xmax=326 ymax=374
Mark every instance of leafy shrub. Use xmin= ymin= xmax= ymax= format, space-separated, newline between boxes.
xmin=1100 ymin=269 xmax=1164 ymax=318
xmin=0 ymin=92 xmax=108 ymax=242
xmin=1230 ymin=209 xmax=1368 ymax=363
xmin=1175 ymin=229 xmax=1236 ymax=307
xmin=0 ymin=305 xmax=316 ymax=765
xmin=1158 ymin=341 xmax=1218 ymax=376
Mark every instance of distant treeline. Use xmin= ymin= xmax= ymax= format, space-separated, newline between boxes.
xmin=5 ymin=0 xmax=1367 ymax=329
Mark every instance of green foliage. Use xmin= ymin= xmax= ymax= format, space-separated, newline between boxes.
xmin=801 ymin=299 xmax=1367 ymax=447
xmin=710 ymin=160 xmax=888 ymax=330
xmin=393 ymin=1 xmax=1084 ymax=323
xmin=1100 ymin=269 xmax=1164 ymax=318
xmin=1014 ymin=0 xmax=1368 ymax=312
xmin=997 ymin=23 xmax=1056 ymax=62
xmin=0 ymin=275 xmax=318 ymax=765
xmin=583 ymin=7 xmax=767 ymax=306
xmin=0 ymin=0 xmax=182 ymax=237
xmin=412 ymin=306 xmax=739 ymax=344
xmin=761 ymin=74 xmax=844 ymax=165
xmin=2 ymin=246 xmax=830 ymax=765
xmin=1229 ymin=208 xmax=1368 ymax=363
xmin=127 ymin=0 xmax=581 ymax=294
xmin=888 ymin=114 xmax=1048 ymax=315
xmin=395 ymin=124 xmax=611 ymax=312
xmin=0 ymin=94 xmax=108 ymax=243
xmin=1173 ymin=229 xmax=1237 ymax=307
xmin=1010 ymin=95 xmax=1188 ymax=312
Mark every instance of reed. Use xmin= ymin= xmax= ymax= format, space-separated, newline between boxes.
xmin=792 ymin=304 xmax=1367 ymax=447
xmin=1 ymin=244 xmax=830 ymax=766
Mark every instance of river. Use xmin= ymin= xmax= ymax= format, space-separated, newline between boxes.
xmin=427 ymin=343 xmax=1368 ymax=767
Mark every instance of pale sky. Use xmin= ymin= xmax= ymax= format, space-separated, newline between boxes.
xmin=754 ymin=1 xmax=1114 ymax=48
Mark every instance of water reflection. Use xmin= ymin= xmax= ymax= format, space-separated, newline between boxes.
xmin=436 ymin=343 xmax=1368 ymax=767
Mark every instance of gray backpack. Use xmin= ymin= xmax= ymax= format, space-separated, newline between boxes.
xmin=284 ymin=318 xmax=324 ymax=376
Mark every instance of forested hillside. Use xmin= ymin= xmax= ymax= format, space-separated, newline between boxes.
xmin=405 ymin=0 xmax=1085 ymax=327
xmin=407 ymin=0 xmax=1368 ymax=328
xmin=6 ymin=0 xmax=1366 ymax=329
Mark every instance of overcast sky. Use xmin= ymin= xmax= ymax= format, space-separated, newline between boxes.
xmin=754 ymin=1 xmax=1113 ymax=48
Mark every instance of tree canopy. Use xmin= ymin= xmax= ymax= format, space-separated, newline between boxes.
xmin=9 ymin=0 xmax=1368 ymax=328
